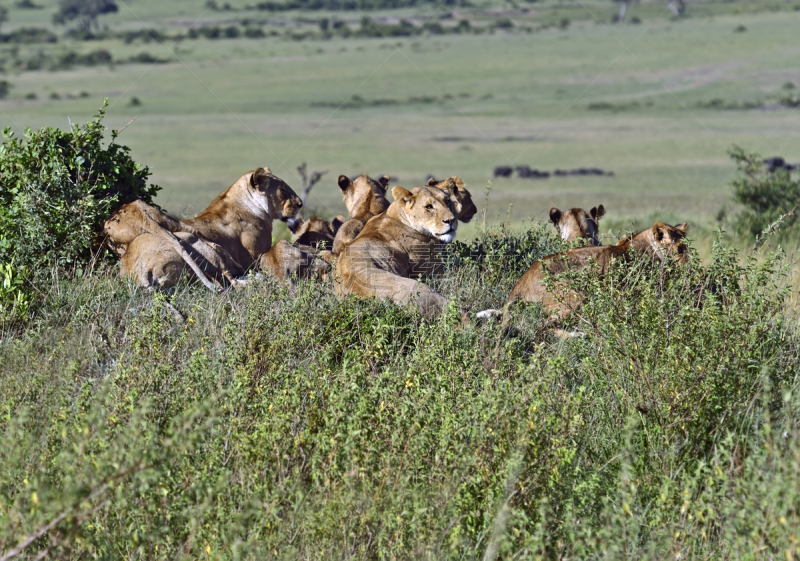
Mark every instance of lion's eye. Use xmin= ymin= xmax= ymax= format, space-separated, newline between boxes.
xmin=425 ymin=204 xmax=434 ymax=210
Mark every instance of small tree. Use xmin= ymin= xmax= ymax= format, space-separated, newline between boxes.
xmin=0 ymin=100 xmax=160 ymax=277
xmin=729 ymin=146 xmax=800 ymax=239
xmin=53 ymin=0 xmax=118 ymax=33
xmin=296 ymin=162 xmax=328 ymax=218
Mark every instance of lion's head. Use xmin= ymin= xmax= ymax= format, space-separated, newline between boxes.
xmin=646 ymin=221 xmax=689 ymax=263
xmin=287 ymin=215 xmax=336 ymax=248
xmin=549 ymin=205 xmax=605 ymax=246
xmin=391 ymin=185 xmax=457 ymax=243
xmin=427 ymin=176 xmax=477 ymax=223
xmin=337 ymin=174 xmax=391 ymax=217
xmin=249 ymin=167 xmax=302 ymax=222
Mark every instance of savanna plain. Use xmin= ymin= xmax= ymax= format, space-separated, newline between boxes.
xmin=3 ymin=0 xmax=800 ymax=558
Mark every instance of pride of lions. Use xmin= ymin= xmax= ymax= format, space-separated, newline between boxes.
xmin=103 ymin=167 xmax=688 ymax=334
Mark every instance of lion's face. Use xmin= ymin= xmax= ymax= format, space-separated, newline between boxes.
xmin=427 ymin=177 xmax=477 ymax=223
xmin=392 ymin=185 xmax=457 ymax=243
xmin=650 ymin=222 xmax=689 ymax=263
xmin=549 ymin=205 xmax=605 ymax=246
xmin=338 ymin=174 xmax=390 ymax=216
xmin=249 ymin=167 xmax=302 ymax=222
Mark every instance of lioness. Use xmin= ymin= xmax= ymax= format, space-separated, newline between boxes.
xmin=331 ymin=174 xmax=391 ymax=255
xmin=121 ymin=231 xmax=245 ymax=289
xmin=105 ymin=200 xmax=227 ymax=291
xmin=478 ymin=222 xmax=689 ymax=331
xmin=549 ymin=205 xmax=605 ymax=246
xmin=287 ymin=215 xmax=341 ymax=249
xmin=259 ymin=240 xmax=331 ymax=282
xmin=120 ymin=167 xmax=302 ymax=289
xmin=335 ymin=185 xmax=457 ymax=318
xmin=103 ymin=200 xmax=205 ymax=258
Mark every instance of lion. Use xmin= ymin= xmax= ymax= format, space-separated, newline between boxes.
xmin=286 ymin=215 xmax=342 ymax=249
xmin=104 ymin=200 xmax=229 ymax=291
xmin=331 ymin=174 xmax=391 ymax=255
xmin=103 ymin=200 xmax=204 ymax=258
xmin=477 ymin=222 xmax=689 ymax=333
xmin=121 ymin=231 xmax=245 ymax=289
xmin=259 ymin=240 xmax=331 ymax=282
xmin=335 ymin=185 xmax=457 ymax=318
xmin=119 ymin=167 xmax=302 ymax=289
xmin=549 ymin=205 xmax=605 ymax=246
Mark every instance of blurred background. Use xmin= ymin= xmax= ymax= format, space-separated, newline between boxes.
xmin=1 ymin=0 xmax=798 ymax=241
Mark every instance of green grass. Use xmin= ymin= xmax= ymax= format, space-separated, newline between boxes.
xmin=2 ymin=1 xmax=800 ymax=243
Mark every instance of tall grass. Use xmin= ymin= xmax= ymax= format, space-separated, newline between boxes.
xmin=2 ymin=224 xmax=800 ymax=559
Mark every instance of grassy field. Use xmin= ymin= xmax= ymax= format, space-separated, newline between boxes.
xmin=2 ymin=0 xmax=800 ymax=242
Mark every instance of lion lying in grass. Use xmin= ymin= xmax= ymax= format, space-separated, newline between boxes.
xmin=116 ymin=167 xmax=302 ymax=289
xmin=335 ymin=184 xmax=458 ymax=318
xmin=478 ymin=222 xmax=689 ymax=334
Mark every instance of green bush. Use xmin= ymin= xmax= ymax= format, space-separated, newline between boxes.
xmin=0 ymin=101 xmax=160 ymax=281
xmin=729 ymin=146 xmax=800 ymax=238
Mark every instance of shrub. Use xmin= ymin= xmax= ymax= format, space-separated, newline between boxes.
xmin=0 ymin=101 xmax=160 ymax=282
xmin=729 ymin=146 xmax=800 ymax=238
xmin=0 ymin=26 xmax=58 ymax=43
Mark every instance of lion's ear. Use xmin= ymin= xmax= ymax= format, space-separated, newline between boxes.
xmin=337 ymin=175 xmax=351 ymax=192
xmin=378 ymin=175 xmax=391 ymax=190
xmin=592 ymin=205 xmax=606 ymax=220
xmin=427 ymin=177 xmax=437 ymax=186
xmin=674 ymin=222 xmax=688 ymax=237
xmin=392 ymin=186 xmax=412 ymax=204
xmin=263 ymin=166 xmax=271 ymax=174
xmin=549 ymin=208 xmax=562 ymax=225
xmin=250 ymin=167 xmax=266 ymax=188
xmin=652 ymin=222 xmax=670 ymax=241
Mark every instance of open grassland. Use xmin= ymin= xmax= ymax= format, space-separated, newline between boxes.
xmin=2 ymin=0 xmax=800 ymax=242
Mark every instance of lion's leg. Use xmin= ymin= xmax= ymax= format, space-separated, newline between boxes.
xmin=341 ymin=268 xmax=447 ymax=319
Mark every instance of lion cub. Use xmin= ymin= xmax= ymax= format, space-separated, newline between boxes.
xmin=478 ymin=222 xmax=689 ymax=333
xmin=549 ymin=205 xmax=605 ymax=246
xmin=335 ymin=185 xmax=457 ymax=318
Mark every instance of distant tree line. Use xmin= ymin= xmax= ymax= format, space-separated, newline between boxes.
xmin=254 ymin=0 xmax=469 ymax=12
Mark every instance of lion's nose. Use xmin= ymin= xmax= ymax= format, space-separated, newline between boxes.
xmin=297 ymin=201 xmax=303 ymax=208
xmin=444 ymin=217 xmax=455 ymax=227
